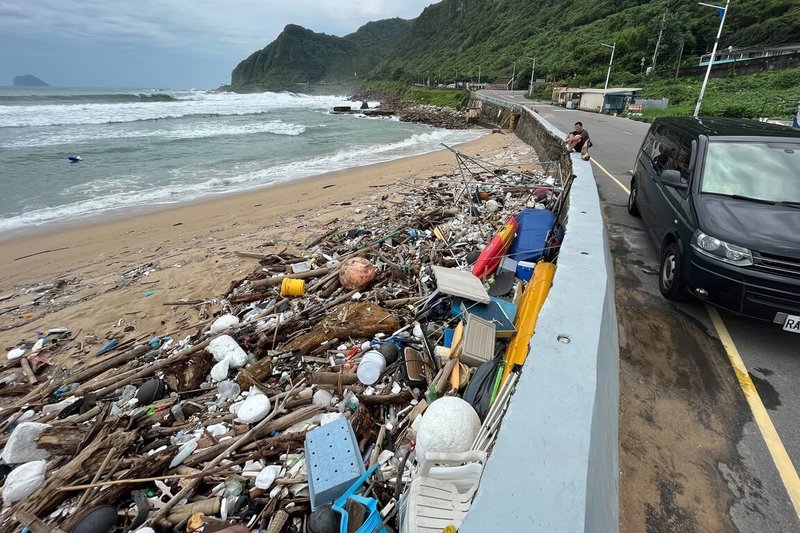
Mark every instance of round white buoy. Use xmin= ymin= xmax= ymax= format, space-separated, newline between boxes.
xmin=236 ymin=389 xmax=271 ymax=424
xmin=416 ymin=397 xmax=481 ymax=459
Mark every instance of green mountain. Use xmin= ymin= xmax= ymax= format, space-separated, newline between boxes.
xmin=231 ymin=19 xmax=413 ymax=90
xmin=371 ymin=0 xmax=800 ymax=87
xmin=231 ymin=0 xmax=798 ymax=91
xmin=13 ymin=74 xmax=49 ymax=87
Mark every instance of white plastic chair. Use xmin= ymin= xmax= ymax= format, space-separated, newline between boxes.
xmin=400 ymin=450 xmax=487 ymax=533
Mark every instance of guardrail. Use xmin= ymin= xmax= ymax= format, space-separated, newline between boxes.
xmin=460 ymin=94 xmax=620 ymax=532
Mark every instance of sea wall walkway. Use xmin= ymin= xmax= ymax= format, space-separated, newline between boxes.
xmin=460 ymin=93 xmax=620 ymax=532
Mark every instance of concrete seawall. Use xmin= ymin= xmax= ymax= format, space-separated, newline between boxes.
xmin=460 ymin=95 xmax=620 ymax=532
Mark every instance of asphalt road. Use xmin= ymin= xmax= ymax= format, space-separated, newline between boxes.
xmin=482 ymin=90 xmax=800 ymax=532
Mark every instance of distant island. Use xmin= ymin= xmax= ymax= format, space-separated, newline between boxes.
xmin=13 ymin=75 xmax=49 ymax=87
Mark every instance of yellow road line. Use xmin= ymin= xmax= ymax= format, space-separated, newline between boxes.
xmin=589 ymin=158 xmax=630 ymax=194
xmin=707 ymin=306 xmax=800 ymax=519
xmin=595 ymin=156 xmax=800 ymax=520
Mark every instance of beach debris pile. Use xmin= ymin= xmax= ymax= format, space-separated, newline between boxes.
xmin=0 ymin=146 xmax=571 ymax=532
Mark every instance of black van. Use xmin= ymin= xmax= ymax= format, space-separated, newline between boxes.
xmin=627 ymin=116 xmax=800 ymax=331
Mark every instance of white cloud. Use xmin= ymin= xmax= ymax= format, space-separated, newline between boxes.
xmin=2 ymin=0 xmax=436 ymax=56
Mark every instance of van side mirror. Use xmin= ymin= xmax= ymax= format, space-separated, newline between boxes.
xmin=661 ymin=169 xmax=687 ymax=190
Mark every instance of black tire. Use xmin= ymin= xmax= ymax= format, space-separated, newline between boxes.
xmin=659 ymin=242 xmax=686 ymax=300
xmin=627 ymin=179 xmax=640 ymax=216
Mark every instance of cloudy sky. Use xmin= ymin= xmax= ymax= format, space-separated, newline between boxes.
xmin=0 ymin=1 xmax=435 ymax=89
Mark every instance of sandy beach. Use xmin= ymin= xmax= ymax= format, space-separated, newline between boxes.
xmin=0 ymin=131 xmax=538 ymax=371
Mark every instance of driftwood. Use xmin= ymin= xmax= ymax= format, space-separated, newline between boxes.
xmin=357 ymin=390 xmax=414 ymax=405
xmin=184 ymin=403 xmax=323 ymax=467
xmin=285 ymin=301 xmax=400 ymax=354
xmin=84 ymin=338 xmax=213 ymax=398
xmin=37 ymin=425 xmax=86 ymax=455
xmin=146 ymin=381 xmax=310 ymax=526
xmin=307 ymin=371 xmax=359 ymax=387
xmin=251 ymin=267 xmax=331 ymax=288
xmin=16 ymin=425 xmax=139 ymax=520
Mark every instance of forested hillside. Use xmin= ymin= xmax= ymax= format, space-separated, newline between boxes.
xmin=371 ymin=0 xmax=799 ymax=86
xmin=230 ymin=0 xmax=799 ymax=93
xmin=230 ymin=19 xmax=413 ymax=90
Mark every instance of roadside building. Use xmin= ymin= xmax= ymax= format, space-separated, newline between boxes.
xmin=551 ymin=87 xmax=642 ymax=114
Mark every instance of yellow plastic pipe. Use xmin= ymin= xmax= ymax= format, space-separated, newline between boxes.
xmin=500 ymin=261 xmax=556 ymax=386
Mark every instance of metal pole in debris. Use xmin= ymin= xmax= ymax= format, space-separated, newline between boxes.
xmin=694 ymin=0 xmax=730 ymax=117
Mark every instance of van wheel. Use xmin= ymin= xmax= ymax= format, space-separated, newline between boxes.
xmin=659 ymin=242 xmax=686 ymax=300
xmin=627 ymin=180 xmax=640 ymax=216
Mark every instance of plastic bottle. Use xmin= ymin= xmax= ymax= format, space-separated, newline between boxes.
xmin=170 ymin=403 xmax=185 ymax=422
xmin=217 ymin=380 xmax=240 ymax=401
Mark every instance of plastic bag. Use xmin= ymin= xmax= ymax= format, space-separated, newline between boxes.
xmin=3 ymin=460 xmax=46 ymax=505
xmin=1 ymin=422 xmax=50 ymax=464
xmin=462 ymin=357 xmax=501 ymax=421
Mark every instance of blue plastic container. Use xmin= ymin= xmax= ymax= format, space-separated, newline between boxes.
xmin=305 ymin=417 xmax=365 ymax=510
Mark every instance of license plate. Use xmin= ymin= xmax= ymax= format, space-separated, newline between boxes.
xmin=783 ymin=314 xmax=800 ymax=333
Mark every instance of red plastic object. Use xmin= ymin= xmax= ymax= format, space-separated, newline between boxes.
xmin=471 ymin=217 xmax=519 ymax=279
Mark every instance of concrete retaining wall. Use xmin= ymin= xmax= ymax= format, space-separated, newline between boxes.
xmin=460 ymin=95 xmax=619 ymax=532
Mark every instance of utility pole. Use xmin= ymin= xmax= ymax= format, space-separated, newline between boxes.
xmin=510 ymin=60 xmax=516 ymax=90
xmin=652 ymin=12 xmax=666 ymax=71
xmin=694 ymin=0 xmax=730 ymax=117
xmin=454 ymin=68 xmax=458 ymax=88
xmin=601 ymin=42 xmax=616 ymax=112
xmin=527 ymin=56 xmax=536 ymax=97
xmin=674 ymin=41 xmax=684 ymax=79
xmin=478 ymin=65 xmax=481 ymax=88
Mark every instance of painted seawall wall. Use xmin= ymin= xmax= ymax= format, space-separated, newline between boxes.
xmin=460 ymin=95 xmax=620 ymax=532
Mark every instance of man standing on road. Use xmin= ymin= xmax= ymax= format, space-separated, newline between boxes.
xmin=565 ymin=121 xmax=590 ymax=152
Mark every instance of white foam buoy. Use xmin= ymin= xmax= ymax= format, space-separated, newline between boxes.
xmin=236 ymin=388 xmax=271 ymax=424
xmin=6 ymin=347 xmax=25 ymax=360
xmin=209 ymin=314 xmax=240 ymax=334
xmin=416 ymin=397 xmax=481 ymax=459
xmin=207 ymin=335 xmax=247 ymax=368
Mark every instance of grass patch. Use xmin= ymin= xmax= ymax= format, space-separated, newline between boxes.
xmin=360 ymin=81 xmax=466 ymax=109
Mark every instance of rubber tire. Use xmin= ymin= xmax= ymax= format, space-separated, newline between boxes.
xmin=627 ymin=179 xmax=640 ymax=216
xmin=659 ymin=242 xmax=686 ymax=300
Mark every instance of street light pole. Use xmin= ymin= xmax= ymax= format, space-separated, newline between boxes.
xmin=601 ymin=42 xmax=616 ymax=112
xmin=694 ymin=0 xmax=730 ymax=117
xmin=526 ymin=56 xmax=536 ymax=97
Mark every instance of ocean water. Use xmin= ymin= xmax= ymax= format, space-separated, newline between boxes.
xmin=0 ymin=87 xmax=481 ymax=235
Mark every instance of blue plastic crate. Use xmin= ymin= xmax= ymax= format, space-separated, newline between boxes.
xmin=305 ymin=417 xmax=365 ymax=510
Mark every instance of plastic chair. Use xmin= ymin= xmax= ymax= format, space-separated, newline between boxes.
xmin=400 ymin=450 xmax=487 ymax=533
xmin=331 ymin=463 xmax=388 ymax=533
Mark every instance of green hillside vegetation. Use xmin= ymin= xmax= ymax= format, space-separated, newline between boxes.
xmin=638 ymin=68 xmax=800 ymax=119
xmin=231 ymin=19 xmax=413 ymax=91
xmin=361 ymin=81 xmax=466 ymax=108
xmin=372 ymin=0 xmax=799 ymax=87
xmin=230 ymin=0 xmax=799 ymax=118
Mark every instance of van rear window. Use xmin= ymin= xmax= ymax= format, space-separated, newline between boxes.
xmin=701 ymin=141 xmax=800 ymax=203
